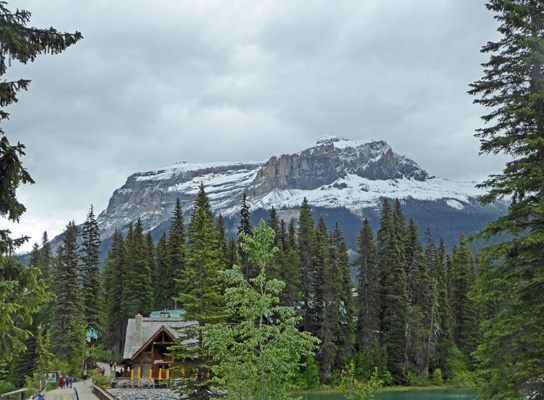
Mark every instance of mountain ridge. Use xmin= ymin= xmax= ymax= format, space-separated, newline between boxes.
xmin=92 ymin=136 xmax=506 ymax=256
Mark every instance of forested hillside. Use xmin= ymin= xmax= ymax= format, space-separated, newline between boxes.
xmin=6 ymin=187 xmax=482 ymax=392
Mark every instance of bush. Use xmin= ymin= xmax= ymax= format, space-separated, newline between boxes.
xmin=432 ymin=368 xmax=443 ymax=386
xmin=295 ymin=356 xmax=320 ymax=390
xmin=91 ymin=369 xmax=111 ymax=388
xmin=0 ymin=381 xmax=16 ymax=395
xmin=93 ymin=345 xmax=115 ymax=364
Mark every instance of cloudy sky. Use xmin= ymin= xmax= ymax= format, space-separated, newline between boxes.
xmin=4 ymin=0 xmax=508 ymax=252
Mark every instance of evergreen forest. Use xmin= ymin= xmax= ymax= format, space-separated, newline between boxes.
xmin=2 ymin=0 xmax=544 ymax=399
xmin=3 ymin=190 xmax=483 ymax=393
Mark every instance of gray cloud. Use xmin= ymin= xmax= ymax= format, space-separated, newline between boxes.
xmin=4 ymin=0 xmax=509 ymax=251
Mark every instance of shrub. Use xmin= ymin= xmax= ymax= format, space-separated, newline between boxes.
xmin=431 ymin=368 xmax=443 ymax=386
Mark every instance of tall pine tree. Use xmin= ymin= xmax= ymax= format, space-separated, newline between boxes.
xmin=173 ymin=184 xmax=225 ymax=400
xmin=468 ymin=1 xmax=544 ymax=396
xmin=297 ymin=198 xmax=316 ymax=333
xmin=354 ymin=219 xmax=379 ymax=360
xmin=80 ymin=205 xmax=102 ymax=336
xmin=377 ymin=200 xmax=408 ymax=383
xmin=167 ymin=198 xmax=186 ymax=309
xmin=102 ymin=230 xmax=127 ymax=358
xmin=122 ymin=219 xmax=153 ymax=318
xmin=51 ymin=221 xmax=86 ymax=365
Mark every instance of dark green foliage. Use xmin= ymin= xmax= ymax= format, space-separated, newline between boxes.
xmin=122 ymin=219 xmax=154 ymax=317
xmin=354 ymin=219 xmax=379 ymax=358
xmin=450 ymin=235 xmax=478 ymax=359
xmin=153 ymin=232 xmax=169 ymax=310
xmin=238 ymin=193 xmax=252 ymax=237
xmin=377 ymin=200 xmax=408 ymax=383
xmin=51 ymin=222 xmax=86 ymax=363
xmin=468 ymin=2 xmax=544 ymax=397
xmin=267 ymin=206 xmax=280 ymax=247
xmin=431 ymin=237 xmax=455 ymax=379
xmin=215 ymin=214 xmax=229 ymax=269
xmin=166 ymin=199 xmax=185 ymax=309
xmin=226 ymin=236 xmax=240 ymax=270
xmin=238 ymin=193 xmax=256 ymax=279
xmin=329 ymin=223 xmax=354 ymax=373
xmin=314 ymin=217 xmax=337 ymax=382
xmin=80 ymin=205 xmax=103 ymax=336
xmin=403 ymin=219 xmax=428 ymax=375
xmin=102 ymin=230 xmax=126 ymax=358
xmin=276 ymin=220 xmax=302 ymax=307
xmin=180 ymin=184 xmax=225 ymax=324
xmin=173 ymin=184 xmax=225 ymax=400
xmin=297 ymin=198 xmax=316 ymax=333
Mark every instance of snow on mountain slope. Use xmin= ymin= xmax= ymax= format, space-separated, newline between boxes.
xmin=245 ymin=175 xmax=482 ymax=217
xmin=96 ymin=137 xmax=491 ymax=242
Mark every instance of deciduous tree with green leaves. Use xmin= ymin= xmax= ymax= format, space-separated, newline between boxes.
xmin=203 ymin=220 xmax=319 ymax=400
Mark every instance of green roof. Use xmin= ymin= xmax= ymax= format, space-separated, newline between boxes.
xmin=148 ymin=310 xmax=186 ymax=318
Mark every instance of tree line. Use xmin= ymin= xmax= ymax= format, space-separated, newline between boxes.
xmin=2 ymin=1 xmax=544 ymax=398
xmin=3 ymin=186 xmax=482 ymax=392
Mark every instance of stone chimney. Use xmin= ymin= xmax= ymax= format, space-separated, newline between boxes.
xmin=160 ymin=309 xmax=170 ymax=319
xmin=134 ymin=314 xmax=143 ymax=347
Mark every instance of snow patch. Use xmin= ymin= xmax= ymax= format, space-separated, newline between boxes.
xmin=445 ymin=199 xmax=465 ymax=210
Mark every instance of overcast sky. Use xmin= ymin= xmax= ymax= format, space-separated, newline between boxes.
xmin=5 ymin=0 xmax=508 ymax=252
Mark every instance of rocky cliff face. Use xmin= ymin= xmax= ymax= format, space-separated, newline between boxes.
xmin=248 ymin=138 xmax=428 ymax=197
xmin=92 ymin=136 xmax=506 ymax=253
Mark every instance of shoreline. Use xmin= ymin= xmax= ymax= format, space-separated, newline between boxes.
xmin=291 ymin=385 xmax=478 ymax=396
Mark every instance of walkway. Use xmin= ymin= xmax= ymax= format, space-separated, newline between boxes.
xmin=44 ymin=379 xmax=99 ymax=400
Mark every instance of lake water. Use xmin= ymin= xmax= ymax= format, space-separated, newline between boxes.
xmin=298 ymin=388 xmax=478 ymax=400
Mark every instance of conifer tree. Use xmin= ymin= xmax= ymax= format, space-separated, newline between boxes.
xmin=430 ymin=237 xmax=454 ymax=378
xmin=377 ymin=200 xmax=408 ymax=383
xmin=51 ymin=221 xmax=86 ymax=364
xmin=267 ymin=206 xmax=280 ymax=247
xmin=145 ymin=231 xmax=156 ymax=303
xmin=297 ymin=198 xmax=316 ymax=333
xmin=39 ymin=232 xmax=53 ymax=287
xmin=468 ymin=1 xmax=544 ymax=396
xmin=80 ymin=205 xmax=103 ymax=336
xmin=215 ymin=214 xmax=229 ymax=269
xmin=238 ymin=193 xmax=255 ymax=279
xmin=167 ymin=198 xmax=185 ymax=309
xmin=354 ymin=219 xmax=379 ymax=360
xmin=238 ymin=193 xmax=252 ymax=237
xmin=277 ymin=220 xmax=302 ymax=307
xmin=329 ymin=223 xmax=354 ymax=373
xmin=449 ymin=235 xmax=478 ymax=359
xmin=0 ymin=3 xmax=81 ymax=254
xmin=226 ymin=236 xmax=240 ymax=270
xmin=153 ymin=232 xmax=170 ymax=310
xmin=173 ymin=184 xmax=225 ymax=400
xmin=403 ymin=219 xmax=428 ymax=375
xmin=102 ymin=230 xmax=126 ymax=358
xmin=0 ymin=3 xmax=80 ymax=361
xmin=34 ymin=327 xmax=55 ymax=390
xmin=313 ymin=217 xmax=337 ymax=382
xmin=122 ymin=219 xmax=153 ymax=317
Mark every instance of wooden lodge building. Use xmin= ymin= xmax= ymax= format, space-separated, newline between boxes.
xmin=122 ymin=311 xmax=197 ymax=379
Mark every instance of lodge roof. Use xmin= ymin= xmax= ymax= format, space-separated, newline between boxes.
xmin=122 ymin=313 xmax=197 ymax=360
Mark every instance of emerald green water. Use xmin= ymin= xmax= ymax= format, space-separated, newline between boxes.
xmin=298 ymin=388 xmax=477 ymax=400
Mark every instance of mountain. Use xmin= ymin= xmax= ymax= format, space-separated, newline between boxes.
xmin=94 ymin=136 xmax=507 ymax=256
